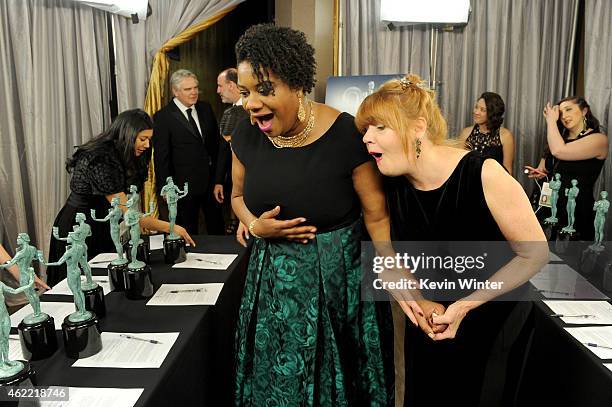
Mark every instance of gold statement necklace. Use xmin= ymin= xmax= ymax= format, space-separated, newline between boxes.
xmin=267 ymin=100 xmax=316 ymax=148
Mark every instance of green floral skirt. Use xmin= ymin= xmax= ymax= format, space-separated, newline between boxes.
xmin=234 ymin=221 xmax=394 ymax=406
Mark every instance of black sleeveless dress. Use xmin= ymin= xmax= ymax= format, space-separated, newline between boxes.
xmin=385 ymin=151 xmax=531 ymax=406
xmin=543 ymin=131 xmax=606 ymax=240
xmin=465 ymin=124 xmax=504 ymax=167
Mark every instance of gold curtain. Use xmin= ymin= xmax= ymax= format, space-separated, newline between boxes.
xmin=142 ymin=5 xmax=239 ymax=219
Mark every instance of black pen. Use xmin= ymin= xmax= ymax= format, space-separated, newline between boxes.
xmin=584 ymin=342 xmax=612 ymax=350
xmin=537 ymin=289 xmax=572 ymax=296
xmin=550 ymin=314 xmax=595 ymax=318
xmin=194 ymin=259 xmax=222 ymax=265
xmin=169 ymin=289 xmax=203 ymax=294
xmin=119 ymin=334 xmax=163 ymax=344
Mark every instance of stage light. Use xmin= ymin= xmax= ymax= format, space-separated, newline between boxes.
xmin=73 ymin=0 xmax=149 ymax=22
xmin=381 ymin=0 xmax=471 ymax=25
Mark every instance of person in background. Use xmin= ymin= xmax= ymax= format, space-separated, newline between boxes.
xmin=213 ymin=67 xmax=249 ymax=235
xmin=231 ymin=24 xmax=395 ymax=405
xmin=48 ymin=109 xmax=194 ymax=287
xmin=153 ymin=69 xmax=224 ymax=235
xmin=526 ymin=97 xmax=607 ymax=239
xmin=459 ymin=92 xmax=515 ymax=174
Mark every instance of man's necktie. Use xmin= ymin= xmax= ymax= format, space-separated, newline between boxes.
xmin=186 ymin=108 xmax=202 ymax=139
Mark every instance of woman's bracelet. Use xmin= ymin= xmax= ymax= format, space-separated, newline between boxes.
xmin=248 ymin=218 xmax=262 ymax=238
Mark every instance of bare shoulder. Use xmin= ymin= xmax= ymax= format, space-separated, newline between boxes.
xmin=317 ymin=103 xmax=342 ymax=123
xmin=481 ymin=158 xmax=521 ymax=196
xmin=588 ymin=132 xmax=608 ymax=143
xmin=459 ymin=126 xmax=473 ymax=140
xmin=500 ymin=127 xmax=514 ymax=142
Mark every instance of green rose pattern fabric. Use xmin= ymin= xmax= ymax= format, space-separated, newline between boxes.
xmin=235 ymin=222 xmax=394 ymax=406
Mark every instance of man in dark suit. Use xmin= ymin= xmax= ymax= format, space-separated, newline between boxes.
xmin=213 ymin=68 xmax=249 ymax=234
xmin=153 ymin=69 xmax=224 ymax=235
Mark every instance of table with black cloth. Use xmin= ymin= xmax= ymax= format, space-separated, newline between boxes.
xmin=16 ymin=235 xmax=248 ymax=406
xmin=517 ymin=300 xmax=612 ymax=406
xmin=517 ymin=248 xmax=612 ymax=406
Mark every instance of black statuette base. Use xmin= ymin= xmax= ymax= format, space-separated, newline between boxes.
xmin=17 ymin=316 xmax=58 ymax=361
xmin=61 ymin=314 xmax=102 ymax=359
xmin=108 ymin=262 xmax=128 ymax=292
xmin=0 ymin=361 xmax=36 ymax=386
xmin=83 ymin=285 xmax=106 ymax=319
xmin=541 ymin=222 xmax=558 ymax=241
xmin=554 ymin=229 xmax=579 ymax=254
xmin=164 ymin=237 xmax=186 ymax=264
xmin=124 ymin=264 xmax=154 ymax=299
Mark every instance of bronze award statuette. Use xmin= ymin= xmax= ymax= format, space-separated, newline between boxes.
xmin=124 ymin=197 xmax=155 ymax=299
xmin=46 ymin=232 xmax=102 ymax=359
xmin=1 ymin=234 xmax=57 ymax=361
xmin=91 ymin=197 xmax=128 ymax=291
xmin=160 ymin=177 xmax=188 ymax=264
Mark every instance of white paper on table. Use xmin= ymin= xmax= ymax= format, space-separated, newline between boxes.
xmin=565 ymin=326 xmax=612 ymax=359
xmin=530 ymin=264 xmax=608 ymax=299
xmin=533 ymin=263 xmax=581 ymax=279
xmin=88 ymin=252 xmax=118 ymax=268
xmin=542 ymin=300 xmax=612 ymax=324
xmin=71 ymin=332 xmax=179 ymax=369
xmin=146 ymin=283 xmax=224 ymax=306
xmin=605 ymin=364 xmax=612 ymax=373
xmin=10 ymin=302 xmax=75 ymax=329
xmin=172 ymin=253 xmax=238 ymax=270
xmin=549 ymin=252 xmax=563 ymax=262
xmin=39 ymin=387 xmax=144 ymax=407
xmin=9 ymin=334 xmax=25 ymax=360
xmin=149 ymin=234 xmax=164 ymax=250
xmin=45 ymin=275 xmax=112 ymax=296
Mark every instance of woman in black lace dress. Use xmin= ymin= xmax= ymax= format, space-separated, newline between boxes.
xmin=356 ymin=74 xmax=548 ymax=406
xmin=459 ymin=92 xmax=515 ymax=174
xmin=47 ymin=109 xmax=194 ymax=286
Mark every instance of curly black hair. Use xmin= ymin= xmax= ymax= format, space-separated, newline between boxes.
xmin=235 ymin=24 xmax=316 ymax=93
xmin=479 ymin=92 xmax=505 ymax=133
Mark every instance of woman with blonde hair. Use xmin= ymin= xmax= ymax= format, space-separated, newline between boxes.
xmin=356 ymin=74 xmax=548 ymax=406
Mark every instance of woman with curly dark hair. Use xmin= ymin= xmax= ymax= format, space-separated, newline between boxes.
xmin=231 ymin=24 xmax=395 ymax=405
xmin=459 ymin=92 xmax=515 ymax=174
xmin=47 ymin=109 xmax=194 ymax=286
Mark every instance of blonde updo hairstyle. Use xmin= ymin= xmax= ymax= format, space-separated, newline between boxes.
xmin=355 ymin=74 xmax=449 ymax=156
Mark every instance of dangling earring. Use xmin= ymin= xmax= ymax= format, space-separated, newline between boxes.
xmin=415 ymin=138 xmax=422 ymax=159
xmin=297 ymin=95 xmax=306 ymax=123
xmin=583 ymin=116 xmax=588 ymax=133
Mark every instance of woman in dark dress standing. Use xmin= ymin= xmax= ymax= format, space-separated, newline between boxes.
xmin=47 ymin=109 xmax=194 ymax=286
xmin=526 ymin=97 xmax=607 ymax=240
xmin=231 ymin=24 xmax=396 ymax=406
xmin=356 ymin=74 xmax=548 ymax=406
xmin=459 ymin=92 xmax=515 ymax=174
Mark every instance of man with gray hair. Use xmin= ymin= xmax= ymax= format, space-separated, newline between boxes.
xmin=153 ymin=69 xmax=223 ymax=235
